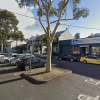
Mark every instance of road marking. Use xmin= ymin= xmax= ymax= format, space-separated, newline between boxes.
xmin=85 ymin=78 xmax=100 ymax=85
xmin=77 ymin=94 xmax=100 ymax=100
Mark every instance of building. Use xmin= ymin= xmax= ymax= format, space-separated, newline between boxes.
xmin=27 ymin=35 xmax=43 ymax=54
xmin=88 ymin=33 xmax=100 ymax=38
xmin=5 ymin=40 xmax=26 ymax=53
xmin=52 ymin=29 xmax=73 ymax=55
xmin=27 ymin=29 xmax=73 ymax=55
xmin=59 ymin=37 xmax=100 ymax=57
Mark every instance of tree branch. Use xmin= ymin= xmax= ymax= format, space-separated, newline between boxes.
xmin=51 ymin=0 xmax=70 ymax=43
xmin=46 ymin=0 xmax=52 ymax=42
xmin=36 ymin=0 xmax=47 ymax=34
xmin=44 ymin=0 xmax=49 ymax=4
xmin=50 ymin=18 xmax=74 ymax=24
xmin=41 ymin=0 xmax=47 ymax=11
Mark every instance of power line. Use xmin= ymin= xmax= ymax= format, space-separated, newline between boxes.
xmin=0 ymin=8 xmax=47 ymax=22
xmin=60 ymin=24 xmax=100 ymax=30
xmin=1 ymin=8 xmax=100 ymax=31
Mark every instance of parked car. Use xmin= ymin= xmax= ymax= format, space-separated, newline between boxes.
xmin=9 ymin=56 xmax=21 ymax=66
xmin=40 ymin=53 xmax=47 ymax=58
xmin=16 ymin=57 xmax=46 ymax=71
xmin=0 ymin=55 xmax=5 ymax=57
xmin=0 ymin=53 xmax=7 ymax=56
xmin=80 ymin=55 xmax=100 ymax=64
xmin=0 ymin=54 xmax=20 ymax=64
xmin=9 ymin=54 xmax=33 ymax=66
xmin=0 ymin=56 xmax=9 ymax=63
xmin=0 ymin=53 xmax=7 ymax=57
xmin=58 ymin=54 xmax=78 ymax=61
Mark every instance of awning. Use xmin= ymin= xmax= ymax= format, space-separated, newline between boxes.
xmin=80 ymin=45 xmax=89 ymax=47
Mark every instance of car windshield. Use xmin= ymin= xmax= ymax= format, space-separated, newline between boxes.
xmin=68 ymin=55 xmax=71 ymax=57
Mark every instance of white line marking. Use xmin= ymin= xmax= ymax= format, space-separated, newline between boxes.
xmin=85 ymin=78 xmax=100 ymax=85
xmin=77 ymin=94 xmax=100 ymax=100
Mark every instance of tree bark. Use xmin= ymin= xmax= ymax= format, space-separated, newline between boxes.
xmin=1 ymin=39 xmax=3 ymax=53
xmin=46 ymin=42 xmax=52 ymax=72
xmin=16 ymin=41 xmax=17 ymax=47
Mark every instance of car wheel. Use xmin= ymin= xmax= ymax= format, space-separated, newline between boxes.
xmin=9 ymin=63 xmax=11 ymax=65
xmin=83 ymin=60 xmax=87 ymax=64
xmin=25 ymin=65 xmax=30 ymax=71
xmin=44 ymin=63 xmax=46 ymax=67
xmin=59 ymin=58 xmax=62 ymax=60
xmin=70 ymin=58 xmax=74 ymax=62
xmin=4 ymin=60 xmax=8 ymax=64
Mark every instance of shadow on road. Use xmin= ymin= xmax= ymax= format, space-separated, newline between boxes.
xmin=0 ymin=64 xmax=12 ymax=68
xmin=0 ymin=64 xmax=22 ymax=75
xmin=0 ymin=77 xmax=23 ymax=85
xmin=0 ymin=68 xmax=22 ymax=75
xmin=52 ymin=59 xmax=100 ymax=80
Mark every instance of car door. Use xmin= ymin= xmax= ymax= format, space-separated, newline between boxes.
xmin=32 ymin=57 xmax=41 ymax=67
xmin=30 ymin=58 xmax=36 ymax=68
xmin=92 ymin=57 xmax=100 ymax=64
xmin=85 ymin=56 xmax=93 ymax=63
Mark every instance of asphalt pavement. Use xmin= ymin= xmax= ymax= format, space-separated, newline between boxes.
xmin=0 ymin=60 xmax=100 ymax=100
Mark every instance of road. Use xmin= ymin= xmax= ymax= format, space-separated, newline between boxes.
xmin=0 ymin=60 xmax=100 ymax=100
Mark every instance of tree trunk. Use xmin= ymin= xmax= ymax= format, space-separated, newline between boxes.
xmin=46 ymin=42 xmax=52 ymax=72
xmin=1 ymin=39 xmax=3 ymax=53
xmin=16 ymin=41 xmax=17 ymax=47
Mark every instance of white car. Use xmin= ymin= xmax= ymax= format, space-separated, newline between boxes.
xmin=10 ymin=58 xmax=17 ymax=65
xmin=0 ymin=54 xmax=20 ymax=64
xmin=0 ymin=56 xmax=9 ymax=63
xmin=0 ymin=55 xmax=5 ymax=57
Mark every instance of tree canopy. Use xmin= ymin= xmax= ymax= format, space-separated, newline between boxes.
xmin=0 ymin=9 xmax=24 ymax=52
xmin=15 ymin=0 xmax=89 ymax=72
xmin=11 ymin=30 xmax=24 ymax=41
xmin=74 ymin=33 xmax=80 ymax=39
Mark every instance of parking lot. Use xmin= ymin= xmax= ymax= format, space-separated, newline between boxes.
xmin=0 ymin=59 xmax=100 ymax=100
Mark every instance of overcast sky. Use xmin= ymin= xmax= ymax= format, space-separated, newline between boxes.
xmin=0 ymin=0 xmax=100 ymax=39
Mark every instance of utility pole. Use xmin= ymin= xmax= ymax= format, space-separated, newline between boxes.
xmin=30 ymin=39 xmax=34 ymax=70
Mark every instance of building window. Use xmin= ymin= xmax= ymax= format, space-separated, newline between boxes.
xmin=92 ymin=47 xmax=100 ymax=55
xmin=72 ymin=47 xmax=80 ymax=54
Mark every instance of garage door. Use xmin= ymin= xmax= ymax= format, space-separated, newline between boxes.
xmin=61 ymin=46 xmax=69 ymax=54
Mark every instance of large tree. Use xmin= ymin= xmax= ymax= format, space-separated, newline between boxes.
xmin=11 ymin=30 xmax=24 ymax=47
xmin=16 ymin=0 xmax=89 ymax=72
xmin=74 ymin=33 xmax=80 ymax=39
xmin=41 ymin=34 xmax=57 ymax=46
xmin=0 ymin=10 xmax=19 ymax=53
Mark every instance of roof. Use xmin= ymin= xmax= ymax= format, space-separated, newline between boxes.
xmin=35 ymin=34 xmax=44 ymax=40
xmin=30 ymin=29 xmax=72 ymax=41
xmin=88 ymin=33 xmax=100 ymax=38
xmin=55 ymin=30 xmax=65 ymax=38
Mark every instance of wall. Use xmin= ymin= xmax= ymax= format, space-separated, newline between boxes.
xmin=59 ymin=30 xmax=73 ymax=41
xmin=59 ymin=40 xmax=72 ymax=55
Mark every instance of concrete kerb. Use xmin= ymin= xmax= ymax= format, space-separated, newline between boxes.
xmin=20 ymin=70 xmax=72 ymax=84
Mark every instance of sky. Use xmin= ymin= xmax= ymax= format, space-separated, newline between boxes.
xmin=0 ymin=0 xmax=100 ymax=39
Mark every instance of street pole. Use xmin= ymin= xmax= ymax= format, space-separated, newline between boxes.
xmin=30 ymin=40 xmax=32 ymax=70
